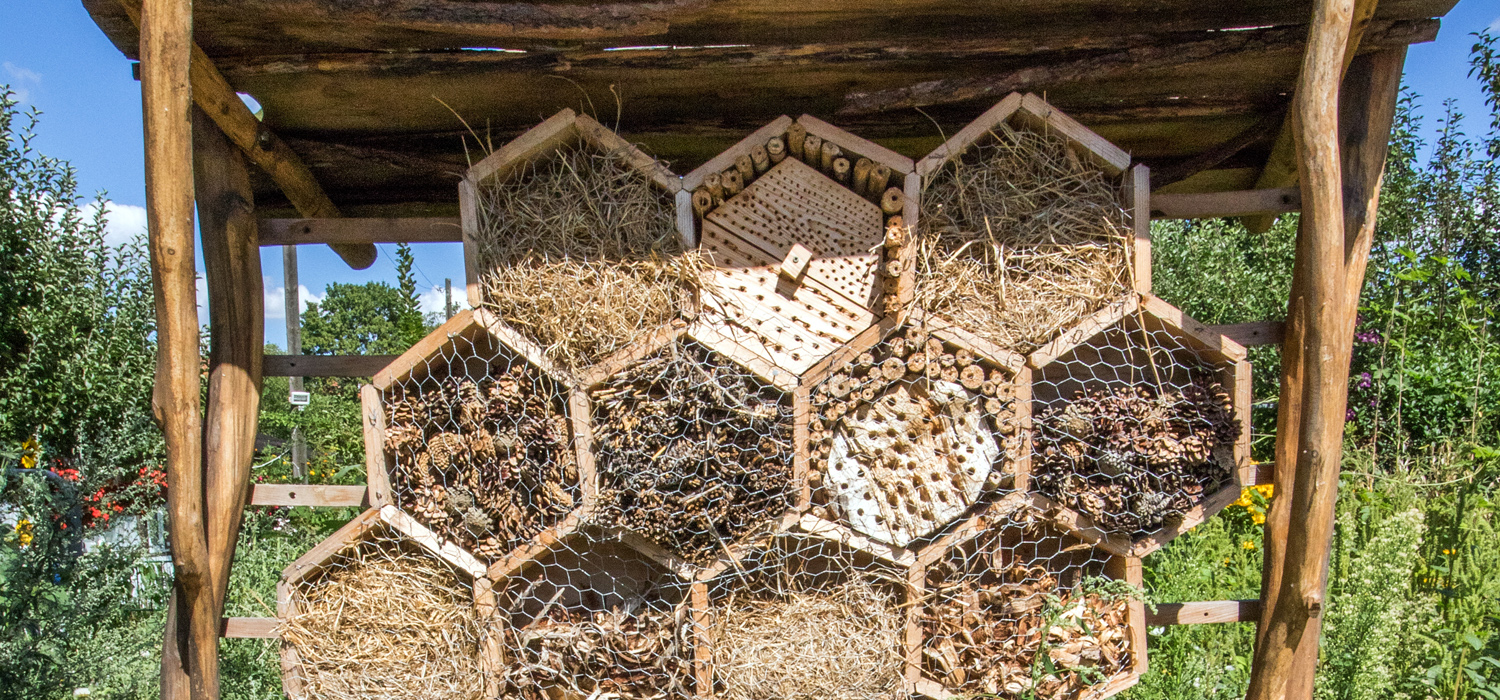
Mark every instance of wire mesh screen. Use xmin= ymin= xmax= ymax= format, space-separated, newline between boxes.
xmin=489 ymin=527 xmax=695 ymax=699
xmin=382 ymin=330 xmax=580 ymax=563
xmin=808 ymin=323 xmax=1024 ymax=548
xmin=1031 ymin=313 xmax=1239 ymax=541
xmin=281 ymin=525 xmax=485 ymax=700
xmin=700 ymin=530 xmax=910 ymax=700
xmin=589 ymin=338 xmax=797 ymax=567
xmin=917 ymin=504 xmax=1135 ymax=699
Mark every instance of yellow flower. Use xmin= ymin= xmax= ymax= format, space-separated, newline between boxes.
xmin=14 ymin=518 xmax=33 ymax=547
xmin=1251 ymin=512 xmax=1266 ymax=525
xmin=19 ymin=437 xmax=38 ymax=469
xmin=1242 ymin=540 xmax=1256 ymax=550
xmin=1442 ymin=549 xmax=1454 ymax=556
xmin=1254 ymin=484 xmax=1275 ymax=498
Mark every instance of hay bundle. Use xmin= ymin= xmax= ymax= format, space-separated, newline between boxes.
xmin=917 ymin=123 xmax=1130 ymax=353
xmin=710 ymin=578 xmax=905 ymax=700
xmin=497 ymin=605 xmax=692 ymax=699
xmin=280 ymin=539 xmax=484 ymax=700
xmin=474 ymin=143 xmax=702 ymax=373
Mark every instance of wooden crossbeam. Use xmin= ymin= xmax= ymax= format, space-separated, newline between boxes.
xmin=1149 ymin=600 xmax=1263 ymax=626
xmin=1151 ymin=188 xmax=1301 ymax=219
xmin=1209 ymin=321 xmax=1287 ymax=347
xmin=249 ymin=484 xmax=368 ymax=507
xmin=221 ymin=617 xmax=277 ymax=639
xmin=259 ymin=217 xmax=461 ymax=246
xmin=263 ymin=355 xmax=398 ymax=377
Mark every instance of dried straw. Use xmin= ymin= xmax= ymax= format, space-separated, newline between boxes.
xmin=710 ymin=578 xmax=905 ymax=700
xmin=917 ymin=122 xmax=1131 ymax=353
xmin=474 ymin=143 xmax=701 ymax=372
xmin=280 ymin=539 xmax=484 ymax=700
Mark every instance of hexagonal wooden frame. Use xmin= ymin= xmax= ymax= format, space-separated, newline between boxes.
xmin=277 ymin=505 xmax=489 ymax=700
xmin=574 ymin=324 xmax=809 ymax=574
xmin=795 ymin=312 xmax=1032 ymax=549
xmin=362 ymin=307 xmax=596 ymax=564
xmin=913 ymin=92 xmax=1152 ymax=302
xmin=1026 ymin=293 xmax=1253 ymax=558
xmin=907 ymin=495 xmax=1150 ymax=700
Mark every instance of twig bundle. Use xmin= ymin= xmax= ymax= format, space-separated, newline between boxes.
xmin=281 ymin=539 xmax=484 ymax=700
xmin=1032 ymin=373 xmax=1238 ymax=536
xmin=474 ymin=144 xmax=700 ymax=372
xmin=710 ymin=578 xmax=905 ymax=700
xmin=497 ymin=605 xmax=692 ymax=699
xmin=917 ymin=123 xmax=1130 ymax=353
xmin=591 ymin=342 xmax=795 ymax=565
xmin=385 ymin=367 xmax=578 ymax=562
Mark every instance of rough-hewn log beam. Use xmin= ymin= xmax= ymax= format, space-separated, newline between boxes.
xmin=258 ymin=217 xmax=461 ymax=246
xmin=115 ymin=0 xmax=377 ymax=270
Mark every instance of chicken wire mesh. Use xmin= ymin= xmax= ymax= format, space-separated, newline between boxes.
xmin=280 ymin=523 xmax=486 ymax=700
xmin=381 ymin=325 xmax=581 ymax=563
xmin=1031 ymin=310 xmax=1240 ymax=543
xmin=808 ymin=323 xmax=1026 ymax=548
xmin=588 ymin=337 xmax=797 ymax=567
xmin=488 ymin=527 xmax=696 ymax=700
xmin=916 ymin=501 xmax=1138 ymax=700
xmin=698 ymin=530 xmax=911 ymax=700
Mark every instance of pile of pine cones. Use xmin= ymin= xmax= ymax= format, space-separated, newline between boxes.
xmin=384 ymin=365 xmax=578 ymax=562
xmin=921 ymin=561 xmax=1132 ymax=698
xmin=1032 ymin=372 xmax=1238 ymax=537
xmin=496 ymin=605 xmax=690 ymax=700
xmin=590 ymin=343 xmax=795 ymax=566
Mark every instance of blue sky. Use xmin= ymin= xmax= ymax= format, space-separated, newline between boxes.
xmin=2 ymin=0 xmax=1498 ymax=348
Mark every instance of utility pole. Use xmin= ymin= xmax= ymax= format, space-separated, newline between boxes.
xmin=445 ymin=277 xmax=455 ymax=319
xmin=283 ymin=245 xmax=307 ymax=478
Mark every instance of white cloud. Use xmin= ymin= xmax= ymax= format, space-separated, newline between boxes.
xmin=81 ymin=201 xmax=149 ymax=247
xmin=3 ymin=62 xmax=41 ymax=103
xmin=197 ymin=276 xmax=209 ymax=322
xmin=1489 ymin=15 xmax=1500 ymax=33
xmin=262 ymin=276 xmax=323 ymax=320
xmin=419 ymin=283 xmax=468 ymax=316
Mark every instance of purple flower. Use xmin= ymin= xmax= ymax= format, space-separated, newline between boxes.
xmin=1370 ymin=398 xmax=1378 ymax=408
xmin=1346 ymin=408 xmax=1357 ymax=422
xmin=1356 ymin=372 xmax=1373 ymax=389
xmin=1355 ymin=330 xmax=1383 ymax=344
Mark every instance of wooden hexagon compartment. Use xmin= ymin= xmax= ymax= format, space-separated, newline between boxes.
xmin=581 ymin=327 xmax=802 ymax=570
xmin=910 ymin=497 xmax=1148 ymax=700
xmin=684 ymin=116 xmax=920 ymax=380
xmin=484 ymin=525 xmax=697 ymax=700
xmin=278 ymin=506 xmax=489 ymax=700
xmin=911 ymin=92 xmax=1148 ymax=355
xmin=1027 ymin=295 xmax=1252 ymax=557
xmin=692 ymin=528 xmax=915 ymax=700
xmin=799 ymin=315 xmax=1031 ymax=549
xmin=459 ymin=107 xmax=694 ymax=376
xmin=365 ymin=309 xmax=590 ymax=565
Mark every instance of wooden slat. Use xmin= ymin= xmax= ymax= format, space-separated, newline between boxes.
xmin=1211 ymin=320 xmax=1287 ymax=347
xmin=258 ymin=217 xmax=461 ymax=245
xmin=221 ymin=617 xmax=278 ymax=639
xmin=263 ymin=355 xmax=398 ymax=377
xmin=249 ymin=484 xmax=368 ymax=507
xmin=1151 ymin=187 xmax=1302 ymax=219
xmin=1148 ymin=599 xmax=1263 ymax=625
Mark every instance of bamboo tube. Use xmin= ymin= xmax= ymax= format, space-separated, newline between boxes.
xmin=867 ymin=164 xmax=892 ymax=199
xmin=832 ymin=157 xmax=851 ymax=184
xmin=704 ymin=172 xmax=725 ymax=203
xmin=881 ymin=187 xmax=905 ymax=215
xmin=692 ymin=189 xmax=714 ymax=218
xmin=802 ymin=134 xmax=823 ymax=167
xmin=852 ymin=157 xmax=874 ymax=195
xmin=767 ymin=136 xmax=786 ymax=164
xmin=786 ymin=124 xmax=807 ymax=161
xmin=723 ymin=169 xmax=745 ymax=197
xmin=884 ymin=216 xmax=905 ymax=244
xmin=751 ymin=145 xmax=771 ymax=174
xmin=734 ymin=154 xmax=755 ymax=184
xmin=820 ymin=141 xmax=842 ymax=173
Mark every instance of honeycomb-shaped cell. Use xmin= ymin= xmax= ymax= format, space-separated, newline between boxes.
xmin=1028 ymin=294 xmax=1251 ymax=557
xmin=367 ymin=309 xmax=589 ymax=564
xmin=694 ymin=528 xmax=914 ymax=700
xmin=804 ymin=318 xmax=1031 ymax=548
xmin=278 ymin=507 xmax=488 ymax=700
xmin=486 ymin=526 xmax=696 ymax=700
xmin=584 ymin=328 xmax=800 ymax=568
xmin=911 ymin=497 xmax=1147 ymax=700
xmin=911 ymin=92 xmax=1144 ymax=354
xmin=460 ymin=107 xmax=693 ymax=375
xmin=685 ymin=116 xmax=919 ymax=380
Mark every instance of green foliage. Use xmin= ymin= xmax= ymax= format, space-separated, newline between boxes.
xmin=300 ymin=244 xmax=428 ymax=356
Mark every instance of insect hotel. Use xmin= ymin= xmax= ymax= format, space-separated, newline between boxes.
xmin=94 ymin=0 xmax=1450 ymax=697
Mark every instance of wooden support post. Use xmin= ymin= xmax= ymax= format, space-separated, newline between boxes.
xmin=193 ymin=105 xmax=265 ymax=641
xmin=283 ymin=245 xmax=307 ymax=477
xmin=1246 ymin=2 xmax=1405 ymax=699
xmin=140 ymin=0 xmax=214 ymax=697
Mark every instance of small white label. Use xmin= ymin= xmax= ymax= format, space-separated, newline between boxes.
xmin=288 ymin=391 xmax=311 ymax=406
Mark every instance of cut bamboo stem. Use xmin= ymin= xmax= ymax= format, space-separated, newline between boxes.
xmin=802 ymin=134 xmax=823 ymax=167
xmin=820 ymin=141 xmax=842 ymax=173
xmin=881 ymin=187 xmax=905 ymax=216
xmin=705 ymin=172 xmax=725 ymax=203
xmin=723 ymin=169 xmax=745 ymax=197
xmin=867 ymin=164 xmax=892 ymax=200
xmin=852 ymin=157 xmax=874 ymax=195
xmin=693 ymin=189 xmax=714 ymax=219
xmin=767 ymin=136 xmax=786 ymax=164
xmin=751 ymin=145 xmax=771 ymax=174
xmin=832 ymin=157 xmax=851 ymax=184
xmin=735 ymin=154 xmax=755 ymax=184
xmin=786 ymin=124 xmax=808 ymax=161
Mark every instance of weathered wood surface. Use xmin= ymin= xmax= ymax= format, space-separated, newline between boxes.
xmin=221 ymin=617 xmax=279 ymax=639
xmin=263 ymin=354 xmax=399 ymax=377
xmin=1149 ymin=600 xmax=1263 ymax=626
xmin=259 ymin=217 xmax=461 ymax=245
xmin=1210 ymin=321 xmax=1287 ymax=347
xmin=249 ymin=484 xmax=369 ymax=507
xmin=1151 ymin=187 xmax=1302 ymax=219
